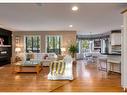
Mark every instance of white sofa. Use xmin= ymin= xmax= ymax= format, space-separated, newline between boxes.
xmin=21 ymin=53 xmax=57 ymax=66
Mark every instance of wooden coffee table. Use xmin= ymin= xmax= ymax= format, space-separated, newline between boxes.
xmin=13 ymin=61 xmax=42 ymax=74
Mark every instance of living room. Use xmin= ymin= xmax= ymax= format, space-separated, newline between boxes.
xmin=0 ymin=2 xmax=127 ymax=94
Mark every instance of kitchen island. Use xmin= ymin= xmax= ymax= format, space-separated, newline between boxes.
xmin=101 ymin=53 xmax=121 ymax=73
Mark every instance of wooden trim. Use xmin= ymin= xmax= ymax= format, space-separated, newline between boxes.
xmin=121 ymin=9 xmax=127 ymax=14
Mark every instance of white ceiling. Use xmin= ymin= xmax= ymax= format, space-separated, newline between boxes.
xmin=0 ymin=3 xmax=126 ymax=35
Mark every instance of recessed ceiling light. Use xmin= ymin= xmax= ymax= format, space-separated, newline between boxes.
xmin=69 ymin=25 xmax=73 ymax=27
xmin=72 ymin=6 xmax=78 ymax=11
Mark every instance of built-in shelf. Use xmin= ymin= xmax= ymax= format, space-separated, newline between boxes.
xmin=0 ymin=45 xmax=11 ymax=47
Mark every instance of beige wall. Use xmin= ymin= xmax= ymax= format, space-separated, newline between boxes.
xmin=12 ymin=31 xmax=77 ymax=57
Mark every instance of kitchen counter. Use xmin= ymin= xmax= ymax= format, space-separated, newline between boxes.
xmin=107 ymin=54 xmax=121 ymax=73
xmin=101 ymin=53 xmax=121 ymax=55
xmin=100 ymin=53 xmax=121 ymax=73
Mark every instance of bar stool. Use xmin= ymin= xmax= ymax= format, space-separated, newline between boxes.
xmin=97 ymin=56 xmax=108 ymax=72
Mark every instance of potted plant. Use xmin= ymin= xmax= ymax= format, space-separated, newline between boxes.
xmin=68 ymin=43 xmax=77 ymax=59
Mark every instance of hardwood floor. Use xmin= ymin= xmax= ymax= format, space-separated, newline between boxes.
xmin=0 ymin=60 xmax=123 ymax=92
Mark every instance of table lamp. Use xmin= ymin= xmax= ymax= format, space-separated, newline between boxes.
xmin=61 ymin=47 xmax=66 ymax=56
xmin=15 ymin=47 xmax=21 ymax=53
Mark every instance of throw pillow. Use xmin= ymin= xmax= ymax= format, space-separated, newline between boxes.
xmin=44 ymin=54 xmax=48 ymax=59
xmin=26 ymin=53 xmax=34 ymax=61
xmin=15 ymin=56 xmax=22 ymax=62
xmin=57 ymin=55 xmax=64 ymax=60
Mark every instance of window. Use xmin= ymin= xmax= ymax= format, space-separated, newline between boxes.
xmin=78 ymin=40 xmax=93 ymax=53
xmin=82 ymin=40 xmax=89 ymax=49
xmin=25 ymin=35 xmax=41 ymax=53
xmin=46 ymin=35 xmax=61 ymax=54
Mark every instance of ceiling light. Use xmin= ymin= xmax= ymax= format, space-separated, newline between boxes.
xmin=72 ymin=6 xmax=78 ymax=11
xmin=69 ymin=25 xmax=73 ymax=27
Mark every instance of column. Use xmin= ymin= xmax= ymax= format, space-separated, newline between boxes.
xmin=121 ymin=10 xmax=127 ymax=89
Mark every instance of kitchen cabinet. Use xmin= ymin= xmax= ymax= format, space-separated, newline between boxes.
xmin=94 ymin=39 xmax=101 ymax=51
xmin=111 ymin=31 xmax=121 ymax=45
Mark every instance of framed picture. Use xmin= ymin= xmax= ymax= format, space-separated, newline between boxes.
xmin=15 ymin=36 xmax=20 ymax=46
